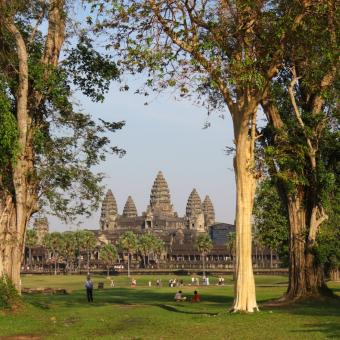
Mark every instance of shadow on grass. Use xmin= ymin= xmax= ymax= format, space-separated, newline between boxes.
xmin=24 ymin=287 xmax=233 ymax=310
xmin=153 ymin=303 xmax=218 ymax=316
xmin=291 ymin=322 xmax=340 ymax=339
xmin=260 ymin=294 xmax=340 ymax=338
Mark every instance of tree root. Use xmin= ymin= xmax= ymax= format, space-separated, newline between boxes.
xmin=262 ymin=289 xmax=338 ymax=308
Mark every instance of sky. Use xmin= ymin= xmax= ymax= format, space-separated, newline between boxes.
xmin=49 ymin=81 xmax=236 ymax=232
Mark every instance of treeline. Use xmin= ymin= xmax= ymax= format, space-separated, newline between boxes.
xmin=25 ymin=230 xmax=164 ymax=276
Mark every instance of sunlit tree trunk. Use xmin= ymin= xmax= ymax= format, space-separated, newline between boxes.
xmin=231 ymin=107 xmax=259 ymax=312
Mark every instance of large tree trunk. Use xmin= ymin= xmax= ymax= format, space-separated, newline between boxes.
xmin=285 ymin=193 xmax=329 ymax=300
xmin=232 ymin=112 xmax=259 ymax=312
xmin=0 ymin=1 xmax=65 ymax=294
xmin=0 ymin=18 xmax=32 ymax=292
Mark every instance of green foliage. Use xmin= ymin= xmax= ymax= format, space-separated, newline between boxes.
xmin=195 ymin=233 xmax=213 ymax=255
xmin=253 ymin=179 xmax=289 ymax=262
xmin=91 ymin=0 xmax=291 ymax=111
xmin=100 ymin=243 xmax=118 ymax=270
xmin=0 ymin=275 xmax=20 ymax=310
xmin=25 ymin=229 xmax=38 ymax=249
xmin=225 ymin=232 xmax=236 ymax=256
xmin=60 ymin=231 xmax=77 ymax=265
xmin=63 ymin=35 xmax=119 ymax=102
xmin=80 ymin=230 xmax=97 ymax=253
xmin=0 ymin=85 xmax=18 ymax=173
xmin=118 ymin=231 xmax=138 ymax=254
xmin=43 ymin=232 xmax=63 ymax=257
xmin=0 ymin=3 xmax=125 ymax=224
xmin=137 ymin=233 xmax=164 ymax=267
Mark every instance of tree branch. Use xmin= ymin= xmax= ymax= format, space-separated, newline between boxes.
xmin=288 ymin=66 xmax=316 ymax=169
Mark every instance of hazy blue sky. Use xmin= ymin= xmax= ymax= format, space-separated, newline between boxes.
xmin=49 ymin=79 xmax=236 ymax=231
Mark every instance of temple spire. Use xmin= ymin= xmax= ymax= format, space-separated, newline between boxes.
xmin=202 ymin=195 xmax=215 ymax=227
xmin=122 ymin=196 xmax=138 ymax=218
xmin=100 ymin=189 xmax=118 ymax=230
xmin=186 ymin=188 xmax=205 ymax=231
xmin=186 ymin=188 xmax=203 ymax=217
xmin=149 ymin=171 xmax=175 ymax=216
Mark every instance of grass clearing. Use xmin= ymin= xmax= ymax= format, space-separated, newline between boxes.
xmin=0 ymin=275 xmax=339 ymax=339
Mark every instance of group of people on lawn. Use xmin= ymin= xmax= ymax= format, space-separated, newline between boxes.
xmin=174 ymin=290 xmax=201 ymax=303
xmin=84 ymin=276 xmax=202 ymax=303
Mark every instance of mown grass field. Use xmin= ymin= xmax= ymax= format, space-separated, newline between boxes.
xmin=0 ymin=274 xmax=339 ymax=339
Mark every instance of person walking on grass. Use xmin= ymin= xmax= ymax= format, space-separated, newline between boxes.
xmin=85 ymin=276 xmax=94 ymax=302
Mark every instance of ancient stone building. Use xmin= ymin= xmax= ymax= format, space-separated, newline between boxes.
xmin=33 ymin=217 xmax=49 ymax=244
xmin=100 ymin=189 xmax=118 ymax=231
xmin=202 ymin=195 xmax=215 ymax=227
xmin=97 ymin=171 xmax=216 ymax=251
xmin=122 ymin=196 xmax=138 ymax=218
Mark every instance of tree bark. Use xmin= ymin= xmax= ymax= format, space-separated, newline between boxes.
xmin=0 ymin=0 xmax=66 ymax=294
xmin=284 ymin=193 xmax=330 ymax=300
xmin=0 ymin=18 xmax=32 ymax=292
xmin=231 ymin=109 xmax=259 ymax=312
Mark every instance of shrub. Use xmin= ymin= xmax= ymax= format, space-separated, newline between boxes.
xmin=0 ymin=275 xmax=20 ymax=310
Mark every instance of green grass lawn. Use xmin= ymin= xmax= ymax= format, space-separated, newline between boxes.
xmin=0 ymin=274 xmax=339 ymax=339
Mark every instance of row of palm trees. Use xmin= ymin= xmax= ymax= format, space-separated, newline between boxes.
xmin=25 ymin=229 xmax=166 ymax=276
xmin=26 ymin=228 xmax=275 ymax=276
xmin=117 ymin=231 xmax=165 ymax=276
xmin=26 ymin=229 xmax=98 ymax=275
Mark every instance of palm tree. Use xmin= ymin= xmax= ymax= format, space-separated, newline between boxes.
xmin=118 ymin=231 xmax=138 ymax=277
xmin=60 ymin=232 xmax=77 ymax=273
xmin=138 ymin=234 xmax=155 ymax=268
xmin=81 ymin=231 xmax=97 ymax=274
xmin=43 ymin=232 xmax=63 ymax=275
xmin=152 ymin=238 xmax=165 ymax=269
xmin=25 ymin=229 xmax=38 ymax=268
xmin=226 ymin=232 xmax=236 ymax=265
xmin=195 ymin=233 xmax=213 ymax=277
xmin=100 ymin=243 xmax=118 ymax=277
xmin=226 ymin=232 xmax=236 ymax=280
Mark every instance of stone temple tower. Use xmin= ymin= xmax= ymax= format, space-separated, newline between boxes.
xmin=100 ymin=189 xmax=118 ymax=231
xmin=186 ymin=189 xmax=205 ymax=232
xmin=122 ymin=196 xmax=138 ymax=218
xmin=202 ymin=195 xmax=215 ymax=227
xmin=33 ymin=217 xmax=49 ymax=244
xmin=148 ymin=171 xmax=175 ymax=217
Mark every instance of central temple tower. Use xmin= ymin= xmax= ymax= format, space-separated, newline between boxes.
xmin=147 ymin=171 xmax=176 ymax=217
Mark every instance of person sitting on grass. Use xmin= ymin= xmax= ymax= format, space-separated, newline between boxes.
xmin=174 ymin=290 xmax=187 ymax=302
xmin=191 ymin=290 xmax=201 ymax=303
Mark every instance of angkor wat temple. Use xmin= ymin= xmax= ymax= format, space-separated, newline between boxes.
xmin=95 ymin=171 xmax=235 ymax=264
xmin=26 ymin=171 xmax=281 ymax=271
